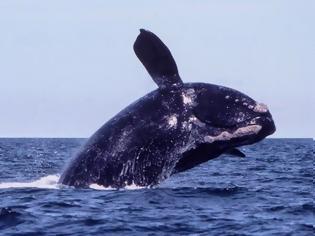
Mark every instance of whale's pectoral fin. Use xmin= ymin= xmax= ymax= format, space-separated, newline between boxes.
xmin=133 ymin=29 xmax=183 ymax=89
xmin=173 ymin=145 xmax=246 ymax=175
xmin=172 ymin=144 xmax=222 ymax=174
xmin=225 ymin=148 xmax=246 ymax=158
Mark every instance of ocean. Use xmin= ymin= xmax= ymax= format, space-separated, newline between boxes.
xmin=0 ymin=138 xmax=313 ymax=235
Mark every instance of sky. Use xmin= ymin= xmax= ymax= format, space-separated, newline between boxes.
xmin=0 ymin=0 xmax=314 ymax=138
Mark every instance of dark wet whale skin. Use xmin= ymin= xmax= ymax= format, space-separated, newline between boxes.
xmin=59 ymin=30 xmax=276 ymax=188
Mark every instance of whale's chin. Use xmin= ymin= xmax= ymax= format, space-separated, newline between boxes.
xmin=204 ymin=124 xmax=262 ymax=144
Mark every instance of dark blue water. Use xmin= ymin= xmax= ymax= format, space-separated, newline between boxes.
xmin=0 ymin=138 xmax=314 ymax=235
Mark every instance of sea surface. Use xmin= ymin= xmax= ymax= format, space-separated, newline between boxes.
xmin=0 ymin=138 xmax=313 ymax=235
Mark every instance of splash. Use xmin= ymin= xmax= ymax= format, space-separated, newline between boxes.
xmin=0 ymin=175 xmax=146 ymax=190
xmin=89 ymin=184 xmax=115 ymax=190
xmin=0 ymin=175 xmax=60 ymax=189
xmin=89 ymin=182 xmax=146 ymax=191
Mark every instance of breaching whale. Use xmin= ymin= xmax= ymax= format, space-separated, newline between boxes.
xmin=59 ymin=29 xmax=276 ymax=188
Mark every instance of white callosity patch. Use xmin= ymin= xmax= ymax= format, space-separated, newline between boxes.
xmin=204 ymin=125 xmax=262 ymax=143
xmin=167 ymin=114 xmax=178 ymax=128
xmin=182 ymin=88 xmax=196 ymax=106
xmin=233 ymin=125 xmax=262 ymax=137
xmin=254 ymin=103 xmax=269 ymax=113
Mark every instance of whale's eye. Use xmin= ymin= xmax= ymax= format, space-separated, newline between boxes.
xmin=193 ymin=88 xmax=255 ymax=128
xmin=194 ymin=99 xmax=238 ymax=128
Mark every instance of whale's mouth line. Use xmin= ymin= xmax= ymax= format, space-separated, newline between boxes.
xmin=201 ymin=116 xmax=262 ymax=134
xmin=201 ymin=114 xmax=275 ymax=147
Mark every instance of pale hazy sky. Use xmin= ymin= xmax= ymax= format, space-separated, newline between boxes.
xmin=0 ymin=1 xmax=314 ymax=138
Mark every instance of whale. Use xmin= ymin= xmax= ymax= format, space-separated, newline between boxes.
xmin=59 ymin=29 xmax=276 ymax=188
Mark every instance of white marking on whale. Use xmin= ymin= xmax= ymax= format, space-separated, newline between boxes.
xmin=182 ymin=88 xmax=196 ymax=106
xmin=254 ymin=103 xmax=269 ymax=113
xmin=167 ymin=115 xmax=178 ymax=128
xmin=204 ymin=125 xmax=262 ymax=143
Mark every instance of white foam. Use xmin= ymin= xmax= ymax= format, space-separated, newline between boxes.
xmin=89 ymin=184 xmax=115 ymax=190
xmin=0 ymin=174 xmax=60 ymax=189
xmin=0 ymin=175 xmax=147 ymax=191
xmin=89 ymin=182 xmax=145 ymax=191
xmin=124 ymin=182 xmax=146 ymax=190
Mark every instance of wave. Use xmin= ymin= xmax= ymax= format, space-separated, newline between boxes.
xmin=0 ymin=175 xmax=60 ymax=189
xmin=0 ymin=175 xmax=244 ymax=193
xmin=0 ymin=175 xmax=145 ymax=190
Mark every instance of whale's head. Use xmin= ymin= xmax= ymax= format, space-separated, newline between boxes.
xmin=133 ymin=28 xmax=276 ymax=156
xmin=185 ymin=83 xmax=276 ymax=148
